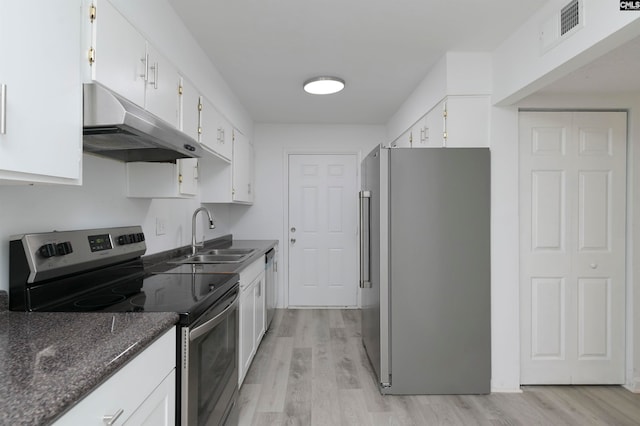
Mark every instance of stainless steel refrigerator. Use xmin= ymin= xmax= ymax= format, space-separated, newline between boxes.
xmin=360 ymin=145 xmax=491 ymax=394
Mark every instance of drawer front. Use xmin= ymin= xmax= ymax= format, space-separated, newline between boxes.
xmin=53 ymin=328 xmax=176 ymax=425
xmin=239 ymin=256 xmax=265 ymax=290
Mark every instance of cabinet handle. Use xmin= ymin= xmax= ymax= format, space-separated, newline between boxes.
xmin=1 ymin=84 xmax=6 ymax=135
xmin=103 ymin=408 xmax=124 ymax=425
xmin=149 ymin=62 xmax=159 ymax=89
xmin=248 ymin=183 xmax=251 ymax=194
xmin=140 ymin=54 xmax=149 ymax=81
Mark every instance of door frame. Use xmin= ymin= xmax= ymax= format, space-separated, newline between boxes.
xmin=282 ymin=149 xmax=362 ymax=308
xmin=517 ymin=108 xmax=630 ymax=385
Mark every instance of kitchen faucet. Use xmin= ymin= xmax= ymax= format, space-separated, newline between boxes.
xmin=192 ymin=207 xmax=216 ymax=255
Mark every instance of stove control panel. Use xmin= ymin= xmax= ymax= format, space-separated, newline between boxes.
xmin=38 ymin=241 xmax=73 ymax=258
xmin=117 ymin=232 xmax=146 ymax=246
xmin=12 ymin=226 xmax=146 ymax=284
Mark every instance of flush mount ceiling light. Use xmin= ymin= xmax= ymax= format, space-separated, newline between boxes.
xmin=303 ymin=76 xmax=345 ymax=95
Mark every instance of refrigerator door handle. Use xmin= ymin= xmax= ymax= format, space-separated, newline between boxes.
xmin=359 ymin=191 xmax=372 ymax=288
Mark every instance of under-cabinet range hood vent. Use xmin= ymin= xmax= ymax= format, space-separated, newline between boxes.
xmin=83 ymin=84 xmax=203 ymax=162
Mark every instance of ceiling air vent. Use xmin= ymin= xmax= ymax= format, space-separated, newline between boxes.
xmin=539 ymin=0 xmax=584 ymax=53
xmin=560 ymin=0 xmax=580 ymax=36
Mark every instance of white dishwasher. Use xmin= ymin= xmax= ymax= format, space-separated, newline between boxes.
xmin=265 ymin=248 xmax=277 ymax=330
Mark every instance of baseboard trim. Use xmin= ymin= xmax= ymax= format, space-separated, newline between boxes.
xmin=623 ymin=381 xmax=640 ymax=393
xmin=490 ymin=386 xmax=523 ymax=393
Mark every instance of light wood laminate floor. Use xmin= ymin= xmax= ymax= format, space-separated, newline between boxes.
xmin=239 ymin=309 xmax=640 ymax=425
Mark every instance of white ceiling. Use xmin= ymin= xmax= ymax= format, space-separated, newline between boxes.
xmin=538 ymin=35 xmax=640 ymax=95
xmin=167 ymin=0 xmax=548 ymax=124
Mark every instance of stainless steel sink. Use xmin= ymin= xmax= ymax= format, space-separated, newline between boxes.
xmin=200 ymin=248 xmax=255 ymax=256
xmin=169 ymin=248 xmax=256 ymax=264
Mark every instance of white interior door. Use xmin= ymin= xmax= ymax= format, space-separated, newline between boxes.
xmin=519 ymin=111 xmax=627 ymax=384
xmin=288 ymin=154 xmax=358 ymax=307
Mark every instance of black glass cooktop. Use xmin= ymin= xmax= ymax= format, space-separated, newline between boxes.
xmin=26 ymin=261 xmax=238 ymax=326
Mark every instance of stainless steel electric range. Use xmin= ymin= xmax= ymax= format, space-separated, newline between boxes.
xmin=9 ymin=226 xmax=239 ymax=426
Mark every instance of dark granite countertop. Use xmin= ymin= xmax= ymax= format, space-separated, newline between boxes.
xmin=0 ymin=291 xmax=178 ymax=426
xmin=145 ymin=236 xmax=278 ymax=274
xmin=0 ymin=236 xmax=275 ymax=425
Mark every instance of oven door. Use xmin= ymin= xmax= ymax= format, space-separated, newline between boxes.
xmin=182 ymin=286 xmax=239 ymax=426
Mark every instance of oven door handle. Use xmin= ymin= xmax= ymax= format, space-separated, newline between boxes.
xmin=189 ymin=293 xmax=238 ymax=341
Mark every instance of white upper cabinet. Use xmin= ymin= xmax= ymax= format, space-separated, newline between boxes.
xmin=200 ymin=129 xmax=254 ymax=204
xmin=0 ymin=0 xmax=82 ymax=184
xmin=425 ymin=100 xmax=445 ymax=147
xmin=87 ymin=0 xmax=181 ymax=129
xmin=442 ymin=95 xmax=489 ymax=148
xmin=391 ymin=95 xmax=490 ymax=149
xmin=199 ymin=96 xmax=232 ymax=162
xmin=411 ymin=114 xmax=431 ymax=148
xmin=126 ymin=159 xmax=198 ymax=198
xmin=180 ymin=77 xmax=200 ymax=142
xmin=390 ymin=128 xmax=412 ymax=148
xmin=232 ymin=130 xmax=254 ymax=204
xmin=144 ymin=44 xmax=180 ymax=127
xmin=89 ymin=0 xmax=146 ymax=107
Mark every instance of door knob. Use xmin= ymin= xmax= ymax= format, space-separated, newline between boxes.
xmin=590 ymin=263 xmax=598 ymax=269
xmin=291 ymin=227 xmax=296 ymax=233
xmin=290 ymin=238 xmax=296 ymax=244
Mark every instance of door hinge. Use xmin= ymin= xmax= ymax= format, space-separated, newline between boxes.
xmin=198 ymin=100 xmax=203 ymax=111
xmin=178 ymin=173 xmax=183 ymax=183
xmin=88 ymin=47 xmax=95 ymax=65
xmin=89 ymin=4 xmax=97 ymax=23
xmin=178 ymin=85 xmax=183 ymax=95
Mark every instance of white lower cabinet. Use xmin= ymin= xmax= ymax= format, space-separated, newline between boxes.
xmin=53 ymin=328 xmax=176 ymax=425
xmin=238 ymin=257 xmax=266 ymax=386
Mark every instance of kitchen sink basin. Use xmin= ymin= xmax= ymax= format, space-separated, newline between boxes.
xmin=200 ymin=248 xmax=255 ymax=256
xmin=169 ymin=248 xmax=256 ymax=264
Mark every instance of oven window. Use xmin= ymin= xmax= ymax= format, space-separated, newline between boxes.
xmin=194 ymin=307 xmax=237 ymax=425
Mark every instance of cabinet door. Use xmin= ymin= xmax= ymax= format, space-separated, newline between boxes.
xmin=254 ymin=272 xmax=266 ymax=345
xmin=444 ymin=96 xmax=489 ymax=147
xmin=391 ymin=128 xmax=412 ymax=148
xmin=0 ymin=0 xmax=82 ymax=183
xmin=411 ymin=116 xmax=430 ymax=148
xmin=91 ymin=0 xmax=146 ymax=108
xmin=53 ymin=329 xmax=175 ymax=426
xmin=425 ymin=100 xmax=445 ymax=147
xmin=126 ymin=161 xmax=196 ymax=198
xmin=239 ymin=283 xmax=255 ymax=385
xmin=178 ymin=158 xmax=198 ymax=196
xmin=180 ymin=77 xmax=200 ymax=141
xmin=232 ymin=131 xmax=253 ymax=203
xmin=123 ymin=370 xmax=175 ymax=426
xmin=216 ymin=115 xmax=233 ymax=161
xmin=200 ymin=97 xmax=231 ymax=162
xmin=144 ymin=44 xmax=180 ymax=127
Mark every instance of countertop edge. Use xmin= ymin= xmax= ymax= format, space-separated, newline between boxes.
xmin=0 ymin=311 xmax=178 ymax=426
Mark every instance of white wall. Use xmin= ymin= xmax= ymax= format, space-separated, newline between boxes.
xmin=492 ymin=0 xmax=640 ymax=105
xmin=227 ymin=124 xmax=386 ymax=307
xmin=0 ymin=154 xmax=232 ymax=294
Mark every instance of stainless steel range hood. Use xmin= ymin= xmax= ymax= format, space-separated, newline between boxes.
xmin=83 ymin=84 xmax=203 ymax=162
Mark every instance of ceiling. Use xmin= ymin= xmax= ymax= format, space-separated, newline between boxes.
xmin=538 ymin=35 xmax=640 ymax=95
xmin=167 ymin=0 xmax=548 ymax=125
